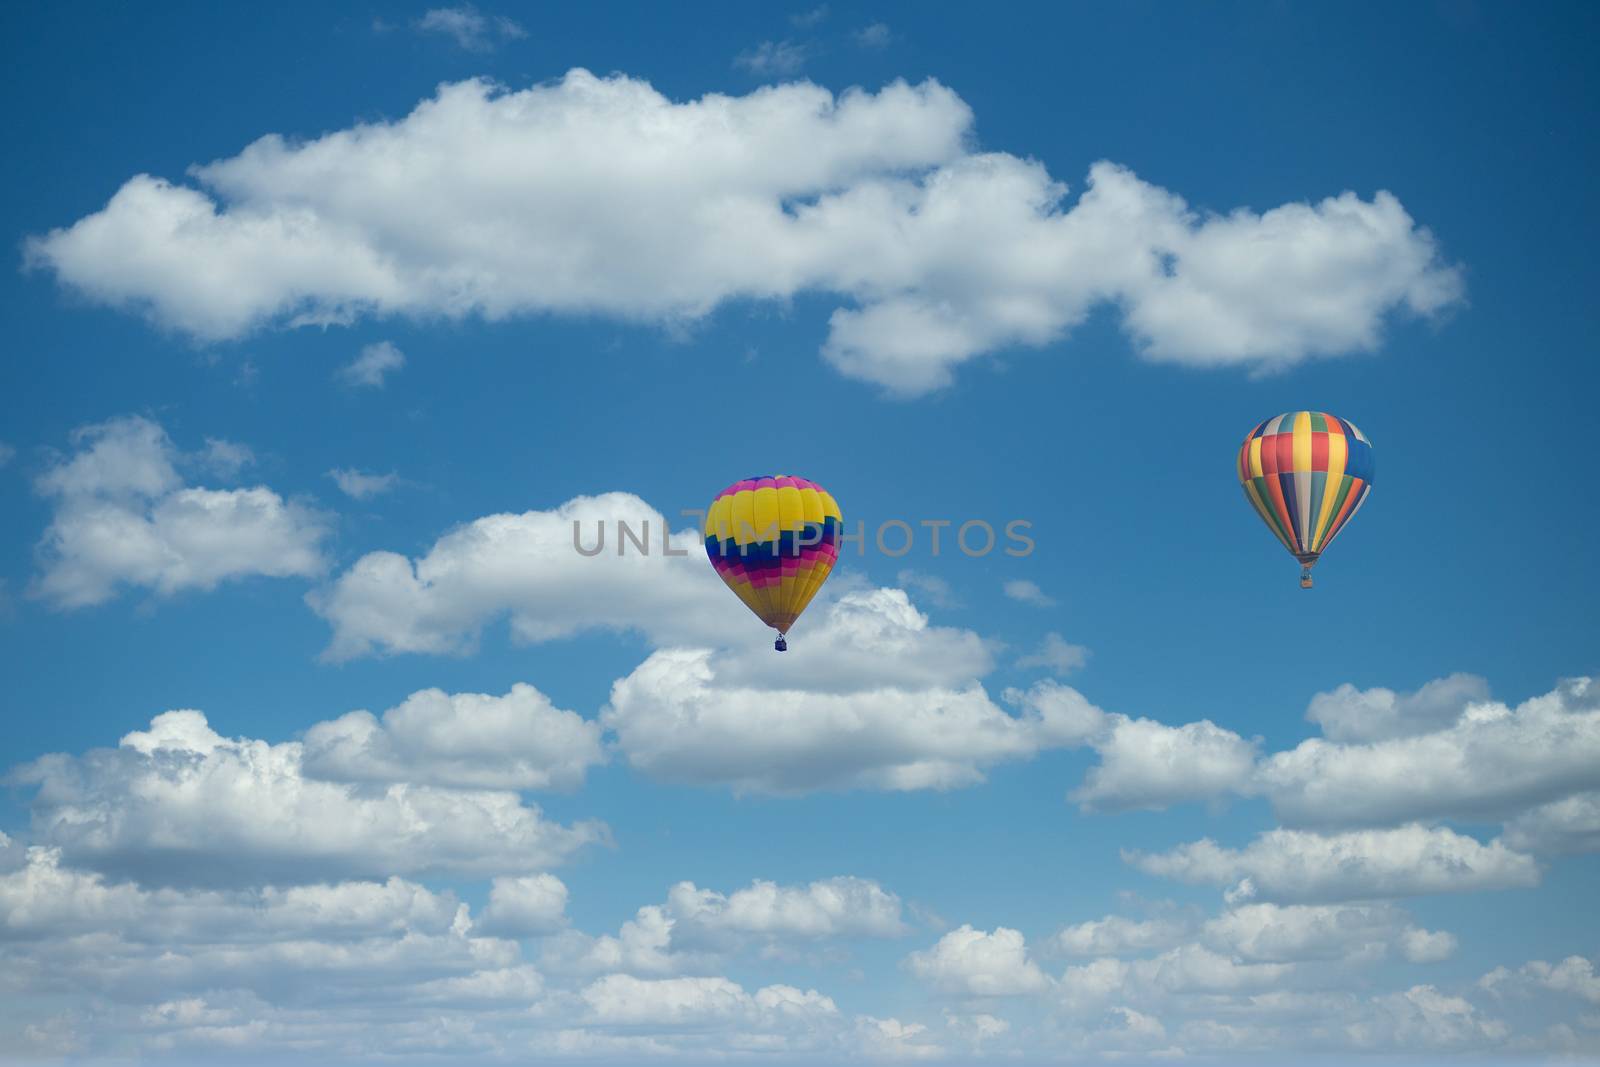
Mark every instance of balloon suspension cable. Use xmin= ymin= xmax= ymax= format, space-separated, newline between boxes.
xmin=774 ymin=633 xmax=788 ymax=652
xmin=1299 ymin=565 xmax=1314 ymax=589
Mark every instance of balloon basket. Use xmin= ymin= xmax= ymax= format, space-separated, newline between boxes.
xmin=774 ymin=634 xmax=788 ymax=652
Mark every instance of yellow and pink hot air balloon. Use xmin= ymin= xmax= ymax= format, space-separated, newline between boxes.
xmin=1238 ymin=412 xmax=1374 ymax=588
xmin=704 ymin=475 xmax=842 ymax=650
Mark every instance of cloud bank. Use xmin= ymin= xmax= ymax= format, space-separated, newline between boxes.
xmin=25 ymin=71 xmax=1463 ymax=394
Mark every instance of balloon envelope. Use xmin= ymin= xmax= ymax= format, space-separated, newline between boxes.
xmin=704 ymin=475 xmax=842 ymax=638
xmin=1237 ymin=412 xmax=1374 ymax=583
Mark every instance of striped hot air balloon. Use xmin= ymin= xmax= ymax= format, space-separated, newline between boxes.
xmin=704 ymin=475 xmax=842 ymax=651
xmin=1238 ymin=412 xmax=1374 ymax=588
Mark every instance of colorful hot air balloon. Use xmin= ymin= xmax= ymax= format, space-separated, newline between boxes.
xmin=1237 ymin=411 xmax=1374 ymax=588
xmin=704 ymin=475 xmax=842 ymax=651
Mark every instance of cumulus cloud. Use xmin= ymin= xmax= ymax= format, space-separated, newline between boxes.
xmin=301 ymin=682 xmax=605 ymax=791
xmin=309 ymin=492 xmax=727 ymax=660
xmin=30 ymin=416 xmax=328 ymax=609
xmin=602 ymin=593 xmax=1105 ymax=794
xmin=415 ymin=5 xmax=525 ymax=51
xmin=10 ymin=709 xmax=604 ymax=887
xmin=1002 ymin=579 xmax=1055 ymax=606
xmin=1046 ymin=913 xmax=1523 ymax=1058
xmin=1256 ymin=677 xmax=1600 ymax=829
xmin=1126 ymin=825 xmax=1540 ymax=903
xmin=1480 ymin=956 xmax=1600 ymax=1006
xmin=541 ymin=875 xmax=907 ymax=979
xmin=475 ymin=874 xmax=569 ymax=938
xmin=1049 ymin=898 xmax=1460 ymax=1037
xmin=1056 ymin=945 xmax=1294 ymax=1021
xmin=1201 ymin=902 xmax=1453 ymax=964
xmin=541 ymin=902 xmax=678 ymax=979
xmin=195 ymin=437 xmax=253 ymax=478
xmin=906 ymin=926 xmax=1050 ymax=997
xmin=1015 ymin=632 xmax=1090 ymax=674
xmin=0 ymin=846 xmax=543 ymax=1056
xmin=667 ymin=876 xmax=908 ymax=949
xmin=1072 ymin=715 xmax=1257 ymax=812
xmin=25 ymin=71 xmax=1461 ymax=395
xmin=1306 ymin=673 xmax=1490 ymax=742
xmin=1400 ymin=926 xmax=1459 ymax=963
xmin=2 ymin=851 xmax=905 ymax=1061
xmin=337 ymin=340 xmax=405 ymax=387
xmin=1055 ymin=915 xmax=1191 ymax=957
xmin=1503 ymin=791 xmax=1600 ymax=855
xmin=572 ymin=974 xmax=855 ymax=1055
xmin=327 ymin=467 xmax=398 ymax=500
xmin=1352 ymin=985 xmax=1509 ymax=1050
xmin=0 ymin=846 xmax=463 ymax=945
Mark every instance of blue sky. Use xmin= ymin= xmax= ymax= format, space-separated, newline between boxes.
xmin=1 ymin=1 xmax=1597 ymax=1062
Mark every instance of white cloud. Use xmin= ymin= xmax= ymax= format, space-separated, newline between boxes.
xmin=310 ymin=492 xmax=727 ymax=660
xmin=37 ymin=414 xmax=180 ymax=499
xmin=854 ymin=1015 xmax=945 ymax=1059
xmin=327 ymin=467 xmax=398 ymax=500
xmin=1073 ymin=715 xmax=1256 ymax=812
xmin=1003 ymin=680 xmax=1113 ymax=746
xmin=541 ymin=904 xmax=677 ymax=978
xmin=25 ymin=72 xmax=1462 ymax=396
xmin=735 ymin=41 xmax=809 ymax=76
xmin=1256 ymin=677 xmax=1600 ymax=829
xmin=1127 ymin=825 xmax=1540 ymax=903
xmin=415 ymin=5 xmax=525 ymax=51
xmin=11 ymin=709 xmax=604 ymax=886
xmin=1057 ymin=945 xmax=1292 ymax=1016
xmin=0 ymin=441 xmax=15 ymax=467
xmin=1351 ymin=985 xmax=1509 ymax=1050
xmin=602 ymin=593 xmax=1103 ymax=794
xmin=1002 ymin=578 xmax=1054 ymax=606
xmin=1132 ymin=943 xmax=1294 ymax=995
xmin=1400 ymin=926 xmax=1458 ymax=963
xmin=475 ymin=874 xmax=569 ymax=938
xmin=0 ymin=845 xmax=540 ymax=1046
xmin=1503 ymin=791 xmax=1600 ymax=855
xmin=943 ymin=1010 xmax=1010 ymax=1047
xmin=1015 ymin=632 xmax=1090 ymax=675
xmin=580 ymin=973 xmax=840 ymax=1038
xmin=706 ymin=586 xmax=995 ymax=694
xmin=1481 ymin=956 xmax=1600 ymax=1006
xmin=31 ymin=416 xmax=328 ymax=608
xmin=0 ymin=846 xmax=463 ymax=945
xmin=301 ymin=682 xmax=605 ymax=791
xmin=1306 ymin=673 xmax=1490 ymax=742
xmin=338 ymin=340 xmax=405 ymax=387
xmin=854 ymin=22 xmax=892 ymax=48
xmin=667 ymin=876 xmax=908 ymax=947
xmin=1201 ymin=902 xmax=1451 ymax=964
xmin=1049 ymin=929 xmax=1521 ymax=1058
xmin=1055 ymin=915 xmax=1189 ymax=957
xmin=541 ymin=875 xmax=907 ymax=978
xmin=906 ymin=926 xmax=1050 ymax=997
xmin=196 ymin=438 xmax=254 ymax=478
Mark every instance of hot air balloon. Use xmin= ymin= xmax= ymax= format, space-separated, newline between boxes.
xmin=704 ymin=475 xmax=842 ymax=651
xmin=1237 ymin=412 xmax=1374 ymax=588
